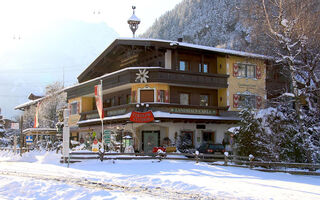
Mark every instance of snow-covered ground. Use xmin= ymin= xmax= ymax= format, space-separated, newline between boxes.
xmin=0 ymin=150 xmax=320 ymax=200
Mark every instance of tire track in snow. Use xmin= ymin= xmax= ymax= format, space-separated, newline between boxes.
xmin=0 ymin=170 xmax=215 ymax=200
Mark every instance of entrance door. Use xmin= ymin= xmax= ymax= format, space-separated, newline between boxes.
xmin=202 ymin=132 xmax=215 ymax=144
xmin=142 ymin=131 xmax=160 ymax=153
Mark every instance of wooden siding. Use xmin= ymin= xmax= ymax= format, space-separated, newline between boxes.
xmin=170 ymin=86 xmax=218 ymax=106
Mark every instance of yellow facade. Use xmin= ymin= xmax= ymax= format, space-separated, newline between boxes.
xmin=218 ymin=55 xmax=266 ymax=111
xmin=68 ymin=97 xmax=81 ymax=127
xmin=131 ymin=83 xmax=170 ymax=103
xmin=81 ymin=97 xmax=93 ymax=112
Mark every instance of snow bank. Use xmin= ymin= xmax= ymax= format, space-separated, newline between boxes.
xmin=0 ymin=150 xmax=61 ymax=164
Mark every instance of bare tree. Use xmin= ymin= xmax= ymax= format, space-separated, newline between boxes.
xmin=244 ymin=0 xmax=320 ymax=163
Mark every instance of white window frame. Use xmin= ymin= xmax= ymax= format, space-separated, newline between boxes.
xmin=137 ymin=87 xmax=157 ymax=103
xmin=237 ymin=63 xmax=257 ymax=78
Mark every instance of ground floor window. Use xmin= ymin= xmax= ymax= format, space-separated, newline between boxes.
xmin=202 ymin=131 xmax=215 ymax=144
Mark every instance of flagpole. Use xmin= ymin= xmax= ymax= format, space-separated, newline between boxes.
xmin=101 ymin=79 xmax=104 ymax=150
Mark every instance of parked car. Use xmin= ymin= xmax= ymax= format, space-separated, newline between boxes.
xmin=197 ymin=143 xmax=225 ymax=154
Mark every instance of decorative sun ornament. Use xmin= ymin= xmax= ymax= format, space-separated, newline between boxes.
xmin=135 ymin=69 xmax=149 ymax=83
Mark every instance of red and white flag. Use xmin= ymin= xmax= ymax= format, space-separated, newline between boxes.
xmin=34 ymin=102 xmax=40 ymax=128
xmin=95 ymin=84 xmax=104 ymax=120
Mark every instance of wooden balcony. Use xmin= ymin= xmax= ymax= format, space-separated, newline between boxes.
xmin=66 ymin=67 xmax=228 ymax=99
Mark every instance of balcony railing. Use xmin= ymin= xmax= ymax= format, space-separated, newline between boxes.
xmin=67 ymin=67 xmax=229 ymax=99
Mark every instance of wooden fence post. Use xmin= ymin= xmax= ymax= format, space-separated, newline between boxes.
xmin=224 ymin=152 xmax=229 ymax=166
xmin=249 ymin=154 xmax=254 ymax=169
xmin=195 ymin=151 xmax=199 ymax=164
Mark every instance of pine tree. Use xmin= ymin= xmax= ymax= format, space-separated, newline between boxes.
xmin=234 ymin=108 xmax=265 ymax=158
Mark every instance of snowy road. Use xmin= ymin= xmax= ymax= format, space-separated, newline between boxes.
xmin=0 ymin=169 xmax=209 ymax=200
xmin=0 ymin=151 xmax=320 ymax=200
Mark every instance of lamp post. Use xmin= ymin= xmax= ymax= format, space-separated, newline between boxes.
xmin=127 ymin=6 xmax=141 ymax=38
xmin=117 ymin=126 xmax=124 ymax=153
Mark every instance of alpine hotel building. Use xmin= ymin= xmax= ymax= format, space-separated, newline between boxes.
xmin=65 ymin=38 xmax=269 ymax=153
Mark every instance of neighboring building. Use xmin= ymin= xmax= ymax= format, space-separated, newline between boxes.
xmin=64 ymin=38 xmax=270 ymax=153
xmin=14 ymin=91 xmax=65 ymax=146
xmin=0 ymin=109 xmax=5 ymax=137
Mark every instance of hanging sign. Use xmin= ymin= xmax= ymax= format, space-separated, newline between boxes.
xmin=130 ymin=111 xmax=154 ymax=123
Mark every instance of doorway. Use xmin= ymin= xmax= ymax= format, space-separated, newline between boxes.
xmin=142 ymin=131 xmax=160 ymax=153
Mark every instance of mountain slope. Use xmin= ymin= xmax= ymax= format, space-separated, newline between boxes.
xmin=141 ymin=0 xmax=266 ymax=54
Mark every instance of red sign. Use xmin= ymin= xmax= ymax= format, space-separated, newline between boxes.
xmin=130 ymin=111 xmax=154 ymax=123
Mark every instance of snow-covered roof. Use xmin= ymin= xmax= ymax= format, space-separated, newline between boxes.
xmin=78 ymin=38 xmax=272 ymax=81
xmin=22 ymin=128 xmax=57 ymax=134
xmin=78 ymin=111 xmax=240 ymax=125
xmin=128 ymin=13 xmax=141 ymax=22
xmin=15 ymin=89 xmax=65 ymax=110
xmin=14 ymin=99 xmax=43 ymax=110
xmin=116 ymin=37 xmax=272 ymax=60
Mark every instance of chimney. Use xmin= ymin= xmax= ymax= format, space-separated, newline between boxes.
xmin=177 ymin=38 xmax=183 ymax=42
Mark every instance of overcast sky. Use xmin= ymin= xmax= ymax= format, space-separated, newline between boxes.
xmin=0 ymin=0 xmax=183 ymax=118
xmin=0 ymin=0 xmax=182 ymax=54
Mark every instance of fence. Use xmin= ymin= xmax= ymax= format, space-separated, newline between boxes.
xmin=61 ymin=151 xmax=320 ymax=175
xmin=0 ymin=147 xmax=28 ymax=154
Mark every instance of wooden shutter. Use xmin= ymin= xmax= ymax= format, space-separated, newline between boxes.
xmin=256 ymin=66 xmax=262 ymax=79
xmin=256 ymin=96 xmax=262 ymax=108
xmin=233 ymin=63 xmax=239 ymax=77
xmin=165 ymin=90 xmax=169 ymax=103
xmin=77 ymin=101 xmax=80 ymax=114
xmin=157 ymin=90 xmax=161 ymax=102
xmin=233 ymin=94 xmax=240 ymax=108
xmin=68 ymin=103 xmax=72 ymax=115
xmin=131 ymin=91 xmax=136 ymax=103
xmin=140 ymin=90 xmax=154 ymax=103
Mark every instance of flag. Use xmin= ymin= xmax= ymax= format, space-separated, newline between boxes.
xmin=34 ymin=102 xmax=40 ymax=128
xmin=95 ymin=84 xmax=104 ymax=120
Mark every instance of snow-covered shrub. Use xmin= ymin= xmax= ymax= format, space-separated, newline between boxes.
xmin=176 ymin=133 xmax=193 ymax=153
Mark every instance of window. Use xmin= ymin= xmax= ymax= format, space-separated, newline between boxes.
xmin=199 ymin=63 xmax=208 ymax=73
xmin=179 ymin=61 xmax=188 ymax=71
xmin=203 ymin=63 xmax=208 ymax=73
xmin=70 ymin=102 xmax=78 ymax=115
xmin=140 ymin=89 xmax=154 ymax=103
xmin=159 ymin=90 xmax=165 ymax=103
xmin=118 ymin=96 xmax=122 ymax=105
xmin=237 ymin=63 xmax=256 ymax=78
xmin=110 ymin=97 xmax=115 ymax=106
xmin=180 ymin=93 xmax=189 ymax=105
xmin=200 ymin=95 xmax=209 ymax=106
xmin=126 ymin=94 xmax=131 ymax=104
xmin=239 ymin=94 xmax=256 ymax=108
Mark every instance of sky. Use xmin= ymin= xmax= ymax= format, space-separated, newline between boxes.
xmin=0 ymin=0 xmax=183 ymax=119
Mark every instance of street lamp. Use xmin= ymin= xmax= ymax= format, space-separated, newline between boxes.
xmin=127 ymin=6 xmax=141 ymax=38
xmin=136 ymin=103 xmax=149 ymax=112
xmin=117 ymin=126 xmax=124 ymax=153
